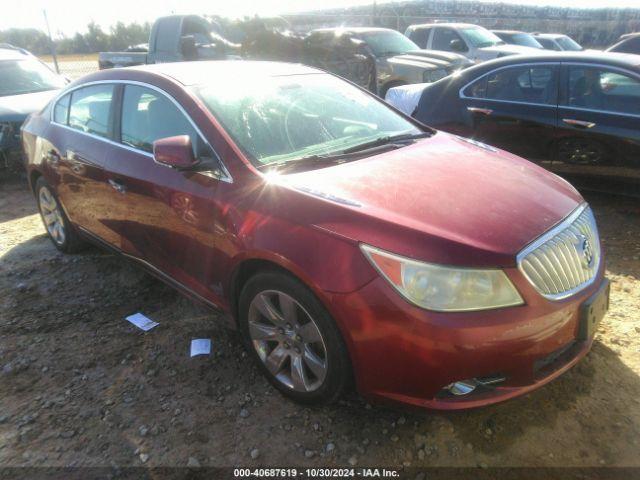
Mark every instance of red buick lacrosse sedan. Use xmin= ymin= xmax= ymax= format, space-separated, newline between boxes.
xmin=22 ymin=61 xmax=609 ymax=409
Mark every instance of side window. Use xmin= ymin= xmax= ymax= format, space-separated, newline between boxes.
xmin=537 ymin=38 xmax=557 ymax=51
xmin=53 ymin=93 xmax=70 ymax=125
xmin=410 ymin=28 xmax=430 ymax=48
xmin=616 ymin=36 xmax=640 ymax=54
xmin=568 ymin=66 xmax=640 ymax=114
xmin=432 ymin=28 xmax=465 ymax=51
xmin=68 ymin=84 xmax=114 ymax=138
xmin=485 ymin=66 xmax=557 ymax=104
xmin=121 ymin=85 xmax=203 ymax=155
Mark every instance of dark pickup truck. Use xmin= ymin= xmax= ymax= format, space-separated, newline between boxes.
xmin=98 ymin=15 xmax=240 ymax=69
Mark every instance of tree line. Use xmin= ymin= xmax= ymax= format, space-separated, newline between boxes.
xmin=0 ymin=21 xmax=151 ymax=55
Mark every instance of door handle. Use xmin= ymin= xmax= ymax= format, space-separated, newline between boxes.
xmin=108 ymin=179 xmax=126 ymax=194
xmin=467 ymin=107 xmax=493 ymax=116
xmin=563 ymin=118 xmax=596 ymax=129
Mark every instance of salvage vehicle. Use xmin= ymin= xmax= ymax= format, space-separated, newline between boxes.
xmin=306 ymin=28 xmax=473 ymax=96
xmin=532 ymin=33 xmax=583 ymax=52
xmin=0 ymin=45 xmax=66 ymax=173
xmin=491 ymin=30 xmax=543 ymax=49
xmin=23 ymin=61 xmax=608 ymax=409
xmin=606 ymin=33 xmax=640 ymax=55
xmin=404 ymin=23 xmax=541 ymax=62
xmin=405 ymin=52 xmax=640 ymax=195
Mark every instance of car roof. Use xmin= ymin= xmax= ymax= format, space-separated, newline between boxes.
xmin=409 ymin=23 xmax=481 ymax=30
xmin=533 ymin=33 xmax=567 ymax=39
xmin=462 ymin=51 xmax=640 ymax=75
xmin=620 ymin=32 xmax=640 ymax=40
xmin=87 ymin=61 xmax=326 ymax=87
xmin=0 ymin=45 xmax=32 ymax=61
xmin=492 ymin=30 xmax=525 ymax=35
xmin=310 ymin=27 xmax=395 ymax=34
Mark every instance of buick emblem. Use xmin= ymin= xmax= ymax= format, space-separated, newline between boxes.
xmin=578 ymin=235 xmax=594 ymax=269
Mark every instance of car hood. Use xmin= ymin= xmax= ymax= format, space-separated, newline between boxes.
xmin=0 ymin=89 xmax=59 ymax=122
xmin=475 ymin=44 xmax=542 ymax=60
xmin=391 ymin=49 xmax=473 ymax=69
xmin=280 ymin=132 xmax=583 ymax=267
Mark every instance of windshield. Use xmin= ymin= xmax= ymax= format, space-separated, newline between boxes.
xmin=557 ymin=36 xmax=583 ymax=51
xmin=357 ymin=30 xmax=420 ymax=56
xmin=510 ymin=33 xmax=543 ymax=49
xmin=194 ymin=73 xmax=421 ymax=167
xmin=461 ymin=27 xmax=504 ymax=48
xmin=0 ymin=59 xmax=65 ymax=97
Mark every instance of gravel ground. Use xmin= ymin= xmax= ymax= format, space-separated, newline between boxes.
xmin=0 ymin=175 xmax=639 ymax=470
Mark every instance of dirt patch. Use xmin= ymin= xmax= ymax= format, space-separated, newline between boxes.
xmin=0 ymin=176 xmax=639 ymax=468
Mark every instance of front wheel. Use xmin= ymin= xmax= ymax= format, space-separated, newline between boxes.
xmin=238 ymin=272 xmax=351 ymax=405
xmin=35 ymin=177 xmax=86 ymax=253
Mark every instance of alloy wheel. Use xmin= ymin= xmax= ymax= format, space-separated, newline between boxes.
xmin=248 ymin=290 xmax=328 ymax=392
xmin=39 ymin=187 xmax=66 ymax=246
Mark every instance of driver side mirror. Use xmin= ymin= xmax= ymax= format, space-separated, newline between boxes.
xmin=153 ymin=135 xmax=199 ymax=170
xmin=450 ymin=39 xmax=467 ymax=52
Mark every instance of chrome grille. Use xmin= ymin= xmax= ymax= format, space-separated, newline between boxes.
xmin=517 ymin=205 xmax=601 ymax=300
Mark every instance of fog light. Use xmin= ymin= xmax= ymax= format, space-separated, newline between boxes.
xmin=446 ymin=379 xmax=478 ymax=396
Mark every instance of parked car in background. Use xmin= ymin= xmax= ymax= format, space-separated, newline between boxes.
xmin=491 ymin=30 xmax=543 ymax=49
xmin=22 ymin=61 xmax=608 ymax=409
xmin=407 ymin=52 xmax=640 ymax=195
xmin=606 ymin=33 xmax=640 ymax=55
xmin=307 ymin=28 xmax=473 ymax=96
xmin=0 ymin=44 xmax=66 ymax=173
xmin=98 ymin=15 xmax=241 ymax=69
xmin=533 ymin=33 xmax=583 ymax=51
xmin=404 ymin=23 xmax=541 ymax=62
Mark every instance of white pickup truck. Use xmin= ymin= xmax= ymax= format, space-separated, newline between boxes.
xmin=404 ymin=23 xmax=541 ymax=63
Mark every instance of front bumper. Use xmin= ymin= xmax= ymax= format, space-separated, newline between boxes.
xmin=325 ymin=263 xmax=607 ymax=410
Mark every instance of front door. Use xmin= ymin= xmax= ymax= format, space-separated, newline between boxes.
xmin=553 ymin=63 xmax=640 ymax=192
xmin=460 ymin=63 xmax=559 ymax=168
xmin=101 ymin=83 xmax=225 ymax=302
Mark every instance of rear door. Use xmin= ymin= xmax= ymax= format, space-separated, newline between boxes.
xmin=49 ymin=83 xmax=120 ymax=246
xmin=459 ymin=62 xmax=559 ymax=166
xmin=553 ymin=63 xmax=640 ymax=191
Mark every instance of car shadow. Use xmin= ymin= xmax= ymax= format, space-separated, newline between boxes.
xmin=0 ymin=174 xmax=38 ymax=224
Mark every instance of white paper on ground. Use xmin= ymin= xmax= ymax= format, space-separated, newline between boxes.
xmin=190 ymin=339 xmax=211 ymax=357
xmin=125 ymin=313 xmax=159 ymax=331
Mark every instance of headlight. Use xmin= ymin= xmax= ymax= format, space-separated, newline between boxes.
xmin=360 ymin=244 xmax=524 ymax=312
xmin=423 ymin=68 xmax=448 ymax=83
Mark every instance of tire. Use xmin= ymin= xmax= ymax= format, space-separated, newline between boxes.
xmin=35 ymin=177 xmax=86 ymax=253
xmin=238 ymin=271 xmax=351 ymax=405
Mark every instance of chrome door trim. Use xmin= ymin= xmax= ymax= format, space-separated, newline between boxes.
xmin=49 ymin=79 xmax=233 ymax=183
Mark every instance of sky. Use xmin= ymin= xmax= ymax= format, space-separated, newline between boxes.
xmin=3 ymin=0 xmax=640 ymax=37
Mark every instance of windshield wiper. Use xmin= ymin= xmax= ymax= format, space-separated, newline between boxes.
xmin=341 ymin=132 xmax=431 ymax=154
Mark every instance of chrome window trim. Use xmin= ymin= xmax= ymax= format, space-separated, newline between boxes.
xmin=49 ymin=79 xmax=233 ymax=183
xmin=459 ymin=61 xmax=560 ymax=108
xmin=516 ymin=203 xmax=601 ymax=301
